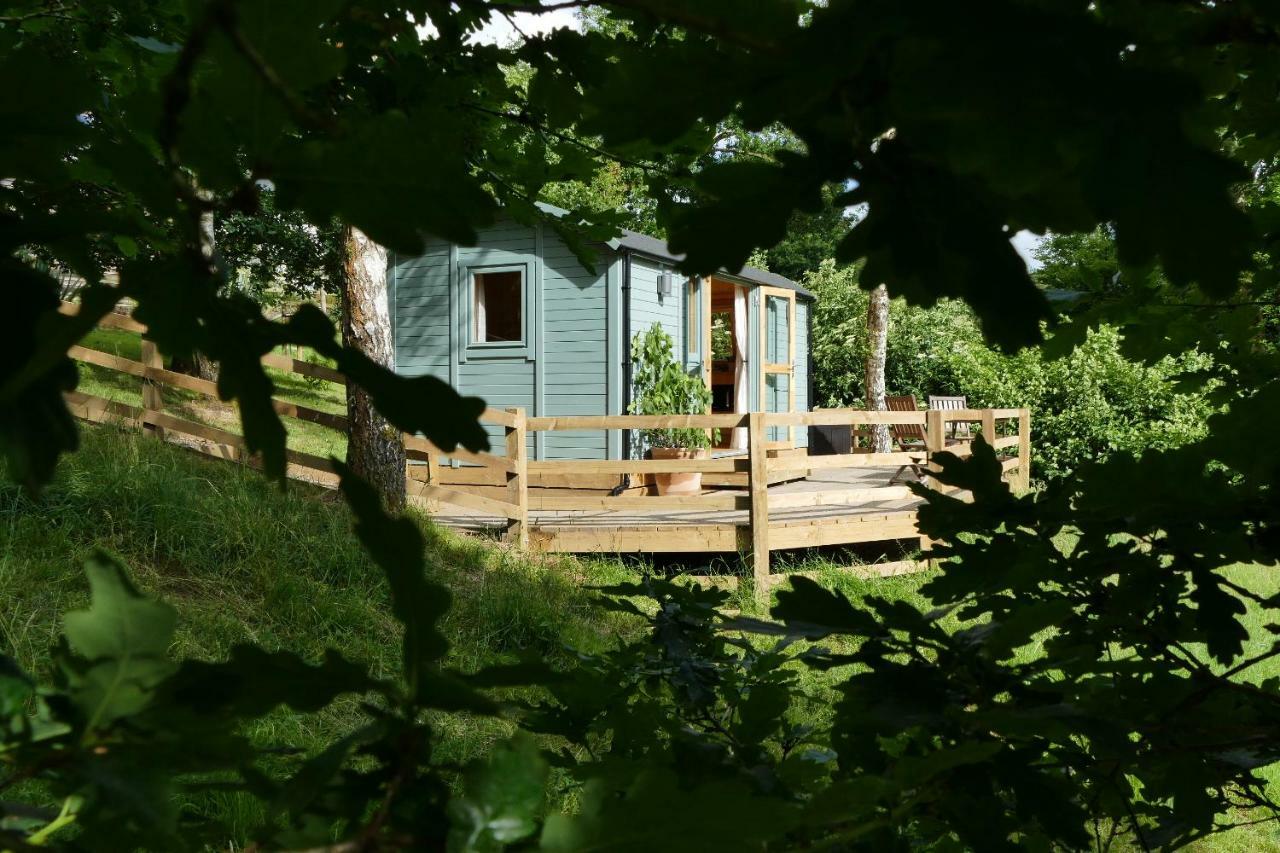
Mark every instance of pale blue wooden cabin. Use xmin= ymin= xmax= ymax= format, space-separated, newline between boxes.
xmin=389 ymin=216 xmax=814 ymax=461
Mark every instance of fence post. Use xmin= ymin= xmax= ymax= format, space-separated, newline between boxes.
xmin=919 ymin=408 xmax=946 ymax=557
xmin=748 ymin=412 xmax=770 ymax=600
xmin=1017 ymin=408 xmax=1032 ymax=491
xmin=924 ymin=409 xmax=945 ymax=489
xmin=981 ymin=408 xmax=996 ymax=456
xmin=504 ymin=407 xmax=528 ymax=549
xmin=140 ymin=339 xmax=163 ymax=439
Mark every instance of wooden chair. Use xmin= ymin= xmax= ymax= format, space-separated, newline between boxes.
xmin=928 ymin=395 xmax=971 ymax=440
xmin=886 ymin=395 xmax=928 ymax=484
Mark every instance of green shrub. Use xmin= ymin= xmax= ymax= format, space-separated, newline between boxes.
xmin=629 ymin=323 xmax=715 ymax=451
xmin=804 ymin=262 xmax=1214 ymax=480
xmin=947 ymin=324 xmax=1215 ymax=480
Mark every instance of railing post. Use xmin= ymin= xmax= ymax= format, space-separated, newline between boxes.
xmin=924 ymin=409 xmax=945 ymax=489
xmin=748 ymin=412 xmax=770 ymax=599
xmin=1017 ymin=408 xmax=1032 ymax=491
xmin=504 ymin=407 xmax=528 ymax=549
xmin=919 ymin=408 xmax=946 ymax=557
xmin=981 ymin=408 xmax=996 ymax=455
xmin=140 ymin=339 xmax=164 ymax=439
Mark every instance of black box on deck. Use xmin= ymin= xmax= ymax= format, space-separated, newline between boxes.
xmin=809 ymin=424 xmax=851 ymax=456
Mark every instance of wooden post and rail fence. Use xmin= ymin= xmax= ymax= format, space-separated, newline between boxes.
xmin=59 ymin=302 xmax=1032 ymax=592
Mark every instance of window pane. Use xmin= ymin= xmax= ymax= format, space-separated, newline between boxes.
xmin=766 ymin=295 xmax=790 ymax=364
xmin=474 ymin=271 xmax=522 ymax=343
xmin=765 ymin=372 xmax=791 ymax=442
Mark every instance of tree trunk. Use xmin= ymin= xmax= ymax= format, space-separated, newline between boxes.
xmin=341 ymin=225 xmax=406 ymax=513
xmin=193 ymin=207 xmax=220 ymax=382
xmin=865 ymin=283 xmax=891 ymax=453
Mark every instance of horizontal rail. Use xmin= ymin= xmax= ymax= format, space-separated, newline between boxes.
xmin=60 ymin=301 xmax=147 ymax=333
xmin=407 ymin=482 xmax=521 ymax=519
xmin=991 ymin=408 xmax=1023 ymax=419
xmin=481 ymin=407 xmax=519 ymax=428
xmin=531 ymin=524 xmax=742 ymax=553
xmin=766 ymin=409 xmax=927 ymax=426
xmin=770 ymin=451 xmax=922 ymax=473
xmin=142 ymin=410 xmax=336 ymax=473
xmin=528 ymin=458 xmax=749 ymax=475
xmin=768 ymin=512 xmax=920 ymax=549
xmin=530 ymin=493 xmax=746 ymax=511
xmin=71 ymin=345 xmax=348 ymax=430
xmin=259 ymin=352 xmax=346 ymax=385
xmin=767 ymin=486 xmax=913 ymax=509
xmin=64 ymin=300 xmax=347 ymax=386
xmin=526 ymin=413 xmax=747 ymax=431
xmin=403 ymin=434 xmax=515 ymax=473
xmin=935 ymin=408 xmax=989 ymax=422
xmin=65 ymin=390 xmax=143 ymax=427
xmin=992 ymin=435 xmax=1020 ymax=450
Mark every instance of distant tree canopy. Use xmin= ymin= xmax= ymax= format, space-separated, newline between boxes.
xmin=216 ymin=190 xmax=344 ymax=305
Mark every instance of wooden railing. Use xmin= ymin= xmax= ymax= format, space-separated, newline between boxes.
xmin=60 ymin=302 xmax=1030 ymax=584
xmin=517 ymin=408 xmax=1029 ymax=587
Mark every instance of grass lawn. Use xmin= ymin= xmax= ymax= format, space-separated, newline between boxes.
xmin=4 ymin=424 xmax=1279 ymax=849
xmin=0 ymin=425 xmax=637 ymax=839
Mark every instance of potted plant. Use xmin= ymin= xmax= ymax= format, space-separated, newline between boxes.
xmin=630 ymin=324 xmax=716 ymax=495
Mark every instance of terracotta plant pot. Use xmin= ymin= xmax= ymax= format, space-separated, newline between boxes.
xmin=650 ymin=447 xmax=708 ymax=496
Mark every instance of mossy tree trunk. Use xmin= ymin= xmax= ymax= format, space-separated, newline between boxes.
xmin=341 ymin=225 xmax=406 ymax=513
xmin=865 ymin=283 xmax=891 ymax=453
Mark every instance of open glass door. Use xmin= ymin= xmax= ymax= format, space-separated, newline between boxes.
xmin=759 ymin=286 xmax=796 ymax=448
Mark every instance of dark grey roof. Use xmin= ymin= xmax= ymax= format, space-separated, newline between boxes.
xmin=532 ymin=201 xmax=814 ymax=299
xmin=611 ymin=229 xmax=815 ymax=300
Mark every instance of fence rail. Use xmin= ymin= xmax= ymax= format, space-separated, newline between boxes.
xmin=61 ymin=301 xmax=1032 ymax=593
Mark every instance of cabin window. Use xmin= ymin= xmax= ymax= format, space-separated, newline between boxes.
xmin=472 ymin=268 xmax=524 ymax=345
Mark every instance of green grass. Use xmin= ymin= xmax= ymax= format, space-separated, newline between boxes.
xmin=6 ymin=423 xmax=1280 ymax=849
xmin=0 ymin=425 xmax=639 ymax=838
xmin=782 ymin=556 xmax=1280 ymax=852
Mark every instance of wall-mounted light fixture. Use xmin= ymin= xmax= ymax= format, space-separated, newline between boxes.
xmin=657 ymin=271 xmax=674 ymax=296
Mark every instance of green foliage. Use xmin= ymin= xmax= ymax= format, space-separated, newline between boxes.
xmin=216 ymin=190 xmax=344 ymax=302
xmin=950 ymin=325 xmax=1215 ymax=480
xmin=807 ymin=260 xmax=979 ymax=409
xmin=0 ymin=426 xmax=641 ymax=846
xmin=807 ymin=261 xmax=1215 ymax=481
xmin=628 ymin=323 xmax=714 ymax=451
xmin=8 ymin=1 xmax=1280 ymax=850
xmin=763 ymin=185 xmax=856 ymax=282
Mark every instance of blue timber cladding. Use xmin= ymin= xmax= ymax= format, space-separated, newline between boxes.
xmin=541 ymin=226 xmax=610 ymax=460
xmin=391 ymin=238 xmax=451 ymax=381
xmin=391 ymin=217 xmax=613 ymax=461
xmin=627 ymin=255 xmax=684 ymax=354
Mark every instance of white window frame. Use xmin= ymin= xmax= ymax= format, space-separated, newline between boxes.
xmin=464 ymin=262 xmax=532 ymax=360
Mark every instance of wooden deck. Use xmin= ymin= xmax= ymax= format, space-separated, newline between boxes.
xmin=430 ymin=466 xmax=921 ymax=532
xmin=62 ymin=300 xmax=1032 ymax=598
xmin=410 ymin=407 xmax=1030 ymax=577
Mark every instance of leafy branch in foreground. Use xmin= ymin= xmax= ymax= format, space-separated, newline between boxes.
xmin=0 ymin=467 xmax=551 ymax=850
